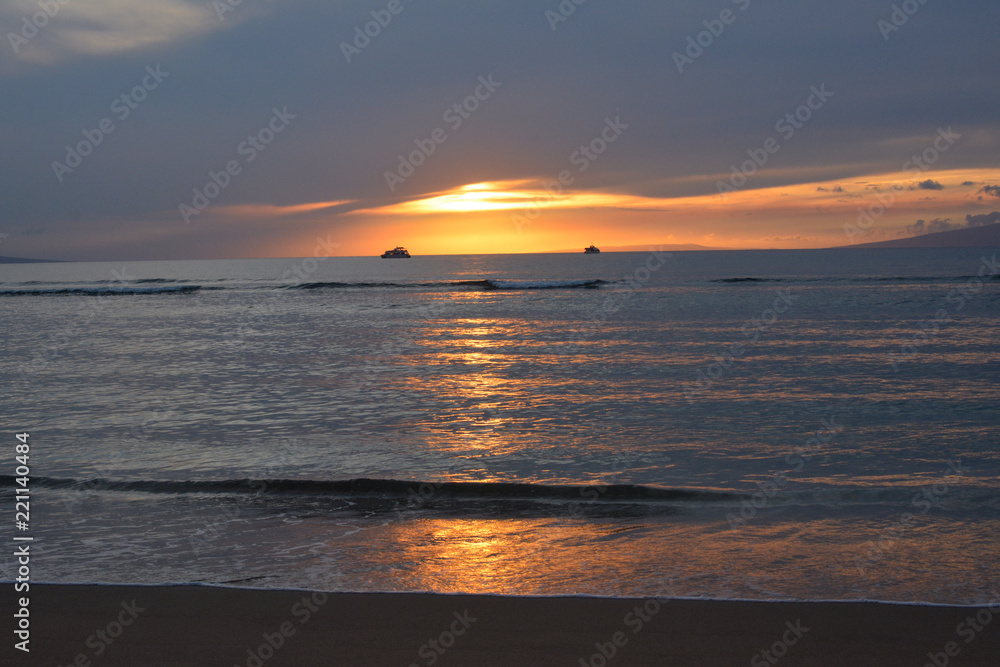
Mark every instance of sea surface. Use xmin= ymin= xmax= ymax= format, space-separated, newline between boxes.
xmin=1 ymin=248 xmax=999 ymax=605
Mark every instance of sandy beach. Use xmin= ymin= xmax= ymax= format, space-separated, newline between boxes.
xmin=4 ymin=584 xmax=998 ymax=665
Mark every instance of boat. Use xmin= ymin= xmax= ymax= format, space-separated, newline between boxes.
xmin=584 ymin=245 xmax=600 ymax=254
xmin=380 ymin=246 xmax=411 ymax=258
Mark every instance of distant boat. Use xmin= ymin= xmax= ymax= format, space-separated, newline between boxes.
xmin=381 ymin=246 xmax=411 ymax=258
xmin=584 ymin=245 xmax=600 ymax=254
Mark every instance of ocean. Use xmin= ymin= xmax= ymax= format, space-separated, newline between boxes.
xmin=2 ymin=248 xmax=998 ymax=605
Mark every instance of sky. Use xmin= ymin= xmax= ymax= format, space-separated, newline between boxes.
xmin=1 ymin=0 xmax=999 ymax=261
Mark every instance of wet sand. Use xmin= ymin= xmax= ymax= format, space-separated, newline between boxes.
xmin=7 ymin=584 xmax=1000 ymax=665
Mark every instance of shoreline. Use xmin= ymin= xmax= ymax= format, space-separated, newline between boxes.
xmin=8 ymin=579 xmax=999 ymax=608
xmin=5 ymin=584 xmax=999 ymax=665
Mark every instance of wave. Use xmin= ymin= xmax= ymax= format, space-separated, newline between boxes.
xmin=4 ymin=273 xmax=992 ymax=295
xmin=0 ymin=278 xmax=608 ymax=296
xmin=866 ymin=275 xmax=1000 ymax=283
xmin=0 ymin=475 xmax=736 ymax=519
xmin=0 ymin=475 xmax=729 ymax=502
xmin=4 ymin=476 xmax=994 ymax=520
xmin=286 ymin=279 xmax=609 ymax=291
xmin=712 ymin=275 xmax=1000 ymax=285
xmin=0 ymin=285 xmax=201 ymax=296
xmin=11 ymin=278 xmax=188 ymax=286
xmin=484 ymin=279 xmax=607 ymax=290
xmin=287 ymin=280 xmax=490 ymax=291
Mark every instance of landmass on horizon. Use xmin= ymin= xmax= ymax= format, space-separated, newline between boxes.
xmin=2 ymin=223 xmax=998 ymax=264
xmin=0 ymin=255 xmax=59 ymax=264
xmin=841 ymin=221 xmax=1000 ymax=249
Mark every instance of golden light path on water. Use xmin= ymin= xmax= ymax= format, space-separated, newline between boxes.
xmin=276 ymin=511 xmax=996 ymax=601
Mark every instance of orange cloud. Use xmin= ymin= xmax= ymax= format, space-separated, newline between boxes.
xmin=212 ymin=200 xmax=355 ymax=218
xmin=353 ymin=168 xmax=1000 ymax=221
xmin=233 ymin=167 xmax=1000 ymax=256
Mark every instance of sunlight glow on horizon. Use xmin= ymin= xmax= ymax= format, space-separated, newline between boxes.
xmin=354 ymin=180 xmax=672 ymax=216
xmin=236 ymin=166 xmax=1000 ymax=258
xmin=80 ymin=167 xmax=1000 ymax=260
xmin=349 ymin=168 xmax=1000 ymax=221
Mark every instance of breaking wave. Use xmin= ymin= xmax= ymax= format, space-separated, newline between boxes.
xmin=0 ymin=285 xmax=202 ymax=296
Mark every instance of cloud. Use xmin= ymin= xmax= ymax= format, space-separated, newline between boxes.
xmin=961 ymin=181 xmax=977 ymax=186
xmin=211 ymin=200 xmax=356 ymax=219
xmin=817 ymin=185 xmax=845 ymax=193
xmin=965 ymin=211 xmax=1000 ymax=227
xmin=906 ymin=218 xmax=955 ymax=235
xmin=760 ymin=234 xmax=807 ymax=242
xmin=908 ymin=211 xmax=1000 ymax=236
xmin=917 ymin=179 xmax=944 ymax=190
xmin=0 ymin=0 xmax=267 ymax=68
xmin=977 ymin=185 xmax=1000 ymax=198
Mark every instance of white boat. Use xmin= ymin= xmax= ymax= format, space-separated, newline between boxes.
xmin=381 ymin=246 xmax=411 ymax=258
xmin=584 ymin=245 xmax=600 ymax=254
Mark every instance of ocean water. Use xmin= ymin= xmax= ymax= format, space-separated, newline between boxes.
xmin=1 ymin=248 xmax=999 ymax=604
